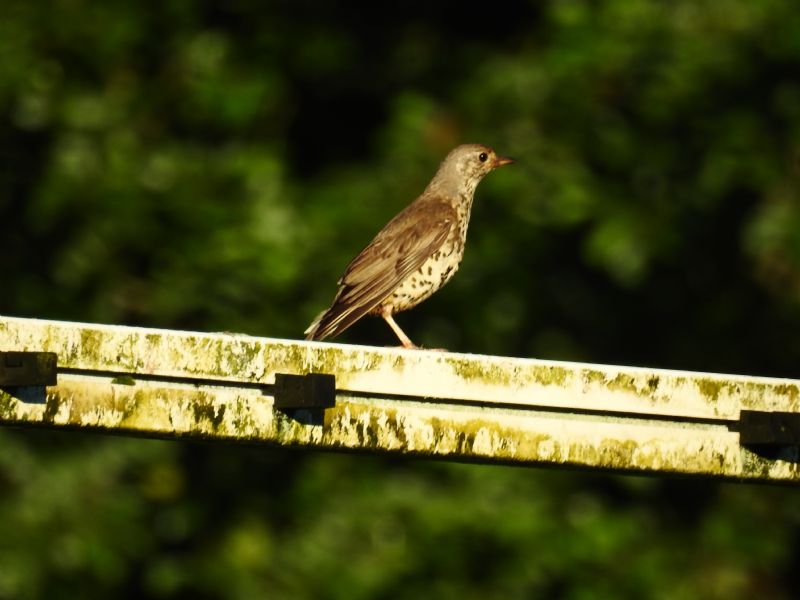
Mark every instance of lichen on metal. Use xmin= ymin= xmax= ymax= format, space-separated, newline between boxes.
xmin=0 ymin=315 xmax=799 ymax=483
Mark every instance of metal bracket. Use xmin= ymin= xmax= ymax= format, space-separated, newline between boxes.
xmin=0 ymin=351 xmax=58 ymax=386
xmin=0 ymin=351 xmax=58 ymax=387
xmin=738 ymin=410 xmax=800 ymax=445
xmin=274 ymin=373 xmax=336 ymax=410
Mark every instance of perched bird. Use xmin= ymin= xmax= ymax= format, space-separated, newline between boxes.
xmin=305 ymin=143 xmax=514 ymax=348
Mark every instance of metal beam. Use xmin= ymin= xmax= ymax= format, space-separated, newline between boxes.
xmin=0 ymin=315 xmax=798 ymax=482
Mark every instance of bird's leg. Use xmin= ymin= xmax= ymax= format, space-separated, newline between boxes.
xmin=381 ymin=309 xmax=417 ymax=349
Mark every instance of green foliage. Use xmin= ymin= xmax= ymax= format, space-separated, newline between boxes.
xmin=2 ymin=0 xmax=800 ymax=597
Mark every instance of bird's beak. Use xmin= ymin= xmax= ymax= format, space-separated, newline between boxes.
xmin=493 ymin=155 xmax=515 ymax=168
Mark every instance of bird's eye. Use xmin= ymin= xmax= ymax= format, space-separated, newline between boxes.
xmin=478 ymin=152 xmax=488 ymax=162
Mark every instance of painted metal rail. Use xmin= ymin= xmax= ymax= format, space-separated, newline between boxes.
xmin=0 ymin=316 xmax=798 ymax=482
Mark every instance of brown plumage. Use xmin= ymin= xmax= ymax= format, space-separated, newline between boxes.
xmin=305 ymin=143 xmax=514 ymax=348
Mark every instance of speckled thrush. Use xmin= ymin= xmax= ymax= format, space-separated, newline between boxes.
xmin=304 ymin=143 xmax=514 ymax=349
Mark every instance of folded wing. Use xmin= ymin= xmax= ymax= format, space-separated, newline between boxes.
xmin=305 ymin=198 xmax=456 ymax=341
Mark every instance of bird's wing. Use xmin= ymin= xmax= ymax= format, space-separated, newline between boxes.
xmin=305 ymin=199 xmax=456 ymax=341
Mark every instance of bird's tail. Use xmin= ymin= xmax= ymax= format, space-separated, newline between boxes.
xmin=304 ymin=309 xmax=328 ymax=340
xmin=304 ymin=296 xmax=380 ymax=341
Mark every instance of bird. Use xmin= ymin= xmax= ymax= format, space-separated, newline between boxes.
xmin=304 ymin=143 xmax=514 ymax=349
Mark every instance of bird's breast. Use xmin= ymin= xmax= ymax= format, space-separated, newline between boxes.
xmin=377 ymin=236 xmax=465 ymax=313
xmin=375 ymin=199 xmax=472 ymax=314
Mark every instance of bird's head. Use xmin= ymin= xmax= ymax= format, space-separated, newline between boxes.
xmin=428 ymin=143 xmax=514 ymax=196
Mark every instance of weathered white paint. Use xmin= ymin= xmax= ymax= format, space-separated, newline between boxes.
xmin=0 ymin=316 xmax=798 ymax=482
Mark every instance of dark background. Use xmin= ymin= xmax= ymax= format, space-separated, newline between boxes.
xmin=2 ymin=0 xmax=800 ymax=598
